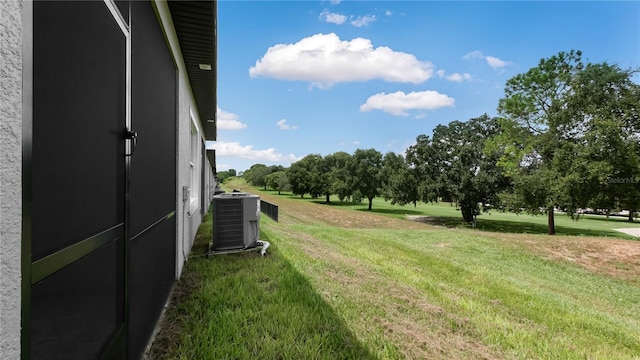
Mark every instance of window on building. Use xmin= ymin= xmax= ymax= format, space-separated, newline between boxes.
xmin=189 ymin=112 xmax=201 ymax=215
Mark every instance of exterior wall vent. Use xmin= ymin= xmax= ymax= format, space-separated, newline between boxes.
xmin=212 ymin=193 xmax=260 ymax=251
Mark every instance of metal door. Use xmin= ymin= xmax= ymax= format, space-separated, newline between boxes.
xmin=27 ymin=1 xmax=129 ymax=358
xmin=127 ymin=1 xmax=177 ymax=358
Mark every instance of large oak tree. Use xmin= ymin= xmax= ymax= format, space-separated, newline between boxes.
xmin=407 ymin=115 xmax=507 ymax=222
xmin=347 ymin=149 xmax=383 ymax=211
xmin=496 ymin=50 xmax=585 ymax=234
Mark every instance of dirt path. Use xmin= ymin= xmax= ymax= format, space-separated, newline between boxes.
xmin=615 ymin=228 xmax=640 ymax=237
xmin=492 ymin=232 xmax=640 ymax=283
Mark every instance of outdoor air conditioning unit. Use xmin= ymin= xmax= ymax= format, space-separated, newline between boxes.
xmin=212 ymin=192 xmax=260 ymax=251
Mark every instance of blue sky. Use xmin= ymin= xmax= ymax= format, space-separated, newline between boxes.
xmin=210 ymin=0 xmax=640 ymax=173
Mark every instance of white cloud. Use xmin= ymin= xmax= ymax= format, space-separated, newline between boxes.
xmin=445 ymin=72 xmax=472 ymax=82
xmin=385 ymin=10 xmax=392 ymax=16
xmin=351 ymin=14 xmax=376 ymax=27
xmin=485 ymin=56 xmax=510 ymax=69
xmin=319 ymin=9 xmax=378 ymax=28
xmin=353 ymin=140 xmax=361 ymax=145
xmin=360 ymin=90 xmax=455 ymax=116
xmin=463 ymin=50 xmax=511 ymax=69
xmin=435 ymin=70 xmax=471 ymax=82
xmin=216 ymin=107 xmax=247 ymax=130
xmin=249 ymin=33 xmax=434 ymax=88
xmin=276 ymin=119 xmax=298 ymax=130
xmin=320 ymin=10 xmax=347 ymax=24
xmin=211 ymin=141 xmax=301 ymax=163
xmin=462 ymin=50 xmax=484 ymax=60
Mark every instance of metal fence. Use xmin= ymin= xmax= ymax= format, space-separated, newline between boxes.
xmin=260 ymin=200 xmax=279 ymax=222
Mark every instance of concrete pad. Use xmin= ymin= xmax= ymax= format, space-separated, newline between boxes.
xmin=614 ymin=228 xmax=640 ymax=237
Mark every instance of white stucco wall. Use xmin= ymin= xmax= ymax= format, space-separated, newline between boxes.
xmin=176 ymin=73 xmax=202 ymax=278
xmin=152 ymin=1 xmax=206 ymax=278
xmin=0 ymin=0 xmax=25 ymax=359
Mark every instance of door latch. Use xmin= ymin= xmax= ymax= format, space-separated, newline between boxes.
xmin=125 ymin=129 xmax=138 ymax=156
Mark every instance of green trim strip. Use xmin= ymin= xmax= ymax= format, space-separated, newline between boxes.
xmin=31 ymin=223 xmax=124 ymax=284
xmin=130 ymin=211 xmax=176 ymax=242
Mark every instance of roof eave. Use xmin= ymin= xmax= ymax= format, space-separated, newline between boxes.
xmin=168 ymin=0 xmax=217 ymax=141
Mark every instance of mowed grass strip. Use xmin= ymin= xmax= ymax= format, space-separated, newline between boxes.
xmin=275 ymin=223 xmax=639 ymax=359
xmin=308 ymin=194 xmax=640 ymax=239
xmin=150 ymin=180 xmax=640 ymax=359
xmin=148 ymin=211 xmax=377 ymax=360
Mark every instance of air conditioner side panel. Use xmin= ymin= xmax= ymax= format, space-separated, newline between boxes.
xmin=242 ymin=196 xmax=260 ymax=248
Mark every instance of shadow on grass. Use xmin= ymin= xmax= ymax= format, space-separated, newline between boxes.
xmin=309 ymin=199 xmax=363 ymax=207
xmin=578 ymin=214 xmax=638 ymax=224
xmin=283 ymin=194 xmax=307 ymax=200
xmin=473 ymin=218 xmax=632 ymax=238
xmin=148 ymin=209 xmax=378 ymax=360
xmin=357 ymin=207 xmax=426 ymax=217
xmin=408 ymin=214 xmax=635 ymax=239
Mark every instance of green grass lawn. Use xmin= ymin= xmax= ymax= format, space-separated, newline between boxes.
xmin=278 ymin=225 xmax=640 ymax=359
xmin=149 ymin=180 xmax=640 ymax=359
xmin=259 ymin=186 xmax=640 ymax=240
xmin=150 ymin=209 xmax=378 ymax=360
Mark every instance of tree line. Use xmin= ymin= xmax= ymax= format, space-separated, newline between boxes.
xmin=234 ymin=51 xmax=639 ymax=235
